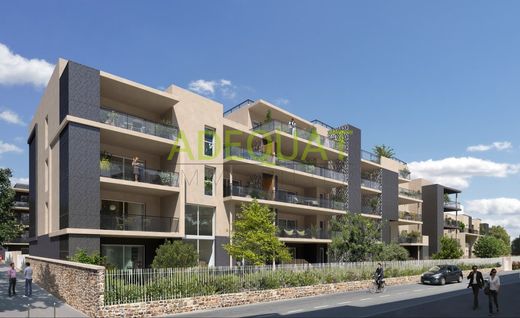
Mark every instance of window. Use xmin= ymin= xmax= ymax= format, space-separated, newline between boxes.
xmin=185 ymin=239 xmax=214 ymax=266
xmin=44 ymin=159 xmax=49 ymax=192
xmin=100 ymin=200 xmax=145 ymax=231
xmin=101 ymin=245 xmax=145 ymax=269
xmin=44 ymin=116 xmax=49 ymax=149
xmin=185 ymin=204 xmax=214 ymax=237
xmin=204 ymin=127 xmax=216 ymax=157
xmin=278 ymin=219 xmax=297 ymax=229
xmin=204 ymin=166 xmax=215 ymax=196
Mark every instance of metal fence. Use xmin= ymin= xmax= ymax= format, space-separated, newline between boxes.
xmin=104 ymin=257 xmax=504 ymax=305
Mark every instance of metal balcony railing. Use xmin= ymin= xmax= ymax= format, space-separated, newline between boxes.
xmin=13 ymin=201 xmax=29 ymax=208
xmin=361 ymin=205 xmax=382 ymax=216
xmin=398 ymin=187 xmax=422 ymax=200
xmin=277 ymin=227 xmax=331 ymax=239
xmin=224 ymin=185 xmax=346 ymax=211
xmin=444 ymin=218 xmax=459 ymax=228
xmin=252 ymin=120 xmax=345 ymax=152
xmin=398 ymin=211 xmax=422 ymax=221
xmin=361 ymin=178 xmax=382 ymax=190
xmin=444 ymin=201 xmax=461 ymax=210
xmin=398 ymin=234 xmax=423 ymax=244
xmin=100 ymin=214 xmax=179 ymax=232
xmin=223 ymin=99 xmax=255 ymax=116
xmin=100 ymin=108 xmax=178 ymax=140
xmin=100 ymin=156 xmax=179 ymax=187
xmin=361 ymin=150 xmax=381 ymax=164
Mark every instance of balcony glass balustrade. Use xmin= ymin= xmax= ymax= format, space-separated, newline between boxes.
xmin=277 ymin=226 xmax=331 ymax=239
xmin=100 ymin=155 xmax=179 ymax=187
xmin=398 ymin=187 xmax=422 ymax=200
xmin=100 ymin=108 xmax=178 ymax=140
xmin=444 ymin=201 xmax=461 ymax=210
xmin=13 ymin=201 xmax=29 ymax=208
xmin=252 ymin=120 xmax=345 ymax=152
xmin=361 ymin=178 xmax=381 ymax=190
xmin=100 ymin=214 xmax=179 ymax=232
xmin=398 ymin=211 xmax=422 ymax=221
xmin=361 ymin=150 xmax=381 ymax=164
xmin=224 ymin=184 xmax=346 ymax=211
xmin=225 ymin=147 xmax=347 ymax=182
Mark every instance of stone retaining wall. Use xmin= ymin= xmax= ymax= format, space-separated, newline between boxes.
xmin=26 ymin=255 xmax=503 ymax=318
xmin=97 ymin=268 xmax=500 ymax=318
xmin=26 ymin=256 xmax=105 ymax=317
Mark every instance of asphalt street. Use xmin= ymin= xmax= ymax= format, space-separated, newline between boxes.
xmin=171 ymin=271 xmax=520 ymax=318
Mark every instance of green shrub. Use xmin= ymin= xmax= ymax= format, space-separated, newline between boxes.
xmin=259 ymin=274 xmax=281 ymax=289
xmin=68 ymin=249 xmax=106 ymax=265
xmin=152 ymin=240 xmax=198 ymax=268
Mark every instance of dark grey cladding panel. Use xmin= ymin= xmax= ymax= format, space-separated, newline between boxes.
xmin=347 ymin=125 xmax=361 ymax=213
xmin=28 ymin=126 xmax=37 ymax=238
xmin=68 ymin=235 xmax=100 ymax=256
xmin=421 ymin=184 xmax=444 ymax=256
xmin=381 ymin=169 xmax=398 ymax=220
xmin=215 ymin=236 xmax=230 ymax=266
xmin=29 ymin=235 xmax=60 ymax=259
xmin=60 ymin=123 xmax=100 ymax=229
xmin=59 ymin=61 xmax=100 ymax=122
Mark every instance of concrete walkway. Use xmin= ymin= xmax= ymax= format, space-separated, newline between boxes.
xmin=0 ymin=264 xmax=85 ymax=317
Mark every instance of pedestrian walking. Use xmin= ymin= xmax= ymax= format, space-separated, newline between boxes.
xmin=7 ymin=262 xmax=17 ymax=297
xmin=467 ymin=265 xmax=484 ymax=310
xmin=23 ymin=262 xmax=33 ymax=297
xmin=488 ymin=268 xmax=500 ymax=315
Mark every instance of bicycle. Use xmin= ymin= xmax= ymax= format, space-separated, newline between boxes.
xmin=368 ymin=279 xmax=386 ymax=294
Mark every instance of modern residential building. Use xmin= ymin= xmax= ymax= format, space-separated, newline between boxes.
xmin=4 ymin=183 xmax=30 ymax=254
xmin=29 ymin=59 xmax=487 ymax=268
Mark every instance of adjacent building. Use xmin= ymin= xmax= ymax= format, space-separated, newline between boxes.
xmin=27 ymin=59 xmax=487 ymax=268
xmin=4 ymin=183 xmax=30 ymax=254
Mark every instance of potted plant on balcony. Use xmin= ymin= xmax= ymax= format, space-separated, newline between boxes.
xmin=159 ymin=171 xmax=172 ymax=186
xmin=264 ymin=109 xmax=272 ymax=124
xmin=100 ymin=152 xmax=112 ymax=177
xmin=309 ymin=224 xmax=319 ymax=239
xmin=458 ymin=221 xmax=466 ymax=232
xmin=400 ymin=167 xmax=411 ymax=179
xmin=369 ymin=197 xmax=379 ymax=214
xmin=409 ymin=230 xmax=421 ymax=243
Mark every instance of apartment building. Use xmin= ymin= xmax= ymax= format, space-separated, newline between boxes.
xmin=3 ymin=183 xmax=30 ymax=253
xmin=29 ymin=59 xmax=446 ymax=268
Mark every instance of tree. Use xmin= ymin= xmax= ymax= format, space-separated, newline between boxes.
xmin=432 ymin=236 xmax=463 ymax=259
xmin=372 ymin=145 xmax=395 ymax=159
xmin=488 ymin=226 xmax=511 ymax=254
xmin=512 ymin=236 xmax=520 ymax=256
xmin=374 ymin=243 xmax=410 ymax=261
xmin=224 ymin=200 xmax=291 ymax=265
xmin=473 ymin=235 xmax=509 ymax=258
xmin=152 ymin=240 xmax=198 ymax=268
xmin=0 ymin=168 xmax=24 ymax=246
xmin=329 ymin=213 xmax=382 ymax=262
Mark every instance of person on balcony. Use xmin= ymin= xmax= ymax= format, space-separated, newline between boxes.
xmin=288 ymin=118 xmax=296 ymax=135
xmin=132 ymin=157 xmax=143 ymax=182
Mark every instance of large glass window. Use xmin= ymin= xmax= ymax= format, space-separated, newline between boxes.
xmin=204 ymin=127 xmax=216 ymax=157
xmin=100 ymin=200 xmax=145 ymax=231
xmin=204 ymin=166 xmax=215 ymax=196
xmin=185 ymin=239 xmax=214 ymax=266
xmin=102 ymin=245 xmax=145 ymax=269
xmin=185 ymin=204 xmax=214 ymax=237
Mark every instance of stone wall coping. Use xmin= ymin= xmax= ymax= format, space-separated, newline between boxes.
xmin=26 ymin=255 xmax=105 ymax=271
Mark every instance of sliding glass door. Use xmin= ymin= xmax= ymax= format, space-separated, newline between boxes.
xmin=101 ymin=245 xmax=145 ymax=269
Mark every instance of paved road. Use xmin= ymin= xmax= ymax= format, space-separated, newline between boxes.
xmin=0 ymin=264 xmax=85 ymax=317
xmin=172 ymin=271 xmax=520 ymax=318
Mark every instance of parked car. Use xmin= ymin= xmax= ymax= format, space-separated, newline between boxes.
xmin=421 ymin=265 xmax=463 ymax=285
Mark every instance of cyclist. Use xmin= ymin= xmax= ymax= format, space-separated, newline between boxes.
xmin=375 ymin=263 xmax=384 ymax=291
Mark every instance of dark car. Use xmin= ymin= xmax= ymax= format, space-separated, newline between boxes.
xmin=421 ymin=265 xmax=463 ymax=285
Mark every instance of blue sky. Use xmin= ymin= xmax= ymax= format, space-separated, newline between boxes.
xmin=1 ymin=1 xmax=519 ymax=238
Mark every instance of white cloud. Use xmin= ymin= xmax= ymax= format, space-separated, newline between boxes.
xmin=0 ymin=42 xmax=54 ymax=87
xmin=0 ymin=109 xmax=25 ymax=125
xmin=465 ymin=198 xmax=520 ymax=239
xmin=10 ymin=177 xmax=29 ymax=186
xmin=467 ymin=141 xmax=512 ymax=152
xmin=188 ymin=78 xmax=237 ymax=99
xmin=409 ymin=157 xmax=520 ymax=189
xmin=0 ymin=141 xmax=23 ymax=154
xmin=274 ymin=98 xmax=290 ymax=106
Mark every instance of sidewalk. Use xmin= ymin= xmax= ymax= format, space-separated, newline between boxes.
xmin=0 ymin=264 xmax=86 ymax=317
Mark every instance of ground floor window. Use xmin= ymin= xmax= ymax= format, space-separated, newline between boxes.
xmin=185 ymin=239 xmax=214 ymax=266
xmin=102 ymin=244 xmax=145 ymax=269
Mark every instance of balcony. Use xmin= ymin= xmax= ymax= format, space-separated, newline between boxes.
xmin=468 ymin=228 xmax=480 ymax=235
xmin=224 ymin=146 xmax=348 ymax=183
xmin=398 ymin=233 xmax=425 ymax=244
xmin=361 ymin=178 xmax=381 ymax=191
xmin=398 ymin=211 xmax=422 ymax=222
xmin=444 ymin=218 xmax=459 ymax=229
xmin=100 ymin=214 xmax=179 ymax=232
xmin=398 ymin=187 xmax=422 ymax=200
xmin=399 ymin=169 xmax=411 ymax=180
xmin=9 ymin=230 xmax=30 ymax=244
xmin=252 ymin=120 xmax=345 ymax=152
xmin=15 ymin=213 xmax=30 ymax=226
xmin=224 ymin=184 xmax=346 ymax=211
xmin=100 ymin=108 xmax=178 ymax=140
xmin=361 ymin=205 xmax=382 ymax=216
xmin=100 ymin=156 xmax=179 ymax=187
xmin=361 ymin=150 xmax=381 ymax=164
xmin=277 ymin=227 xmax=331 ymax=240
xmin=444 ymin=201 xmax=461 ymax=211
xmin=13 ymin=201 xmax=29 ymax=208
